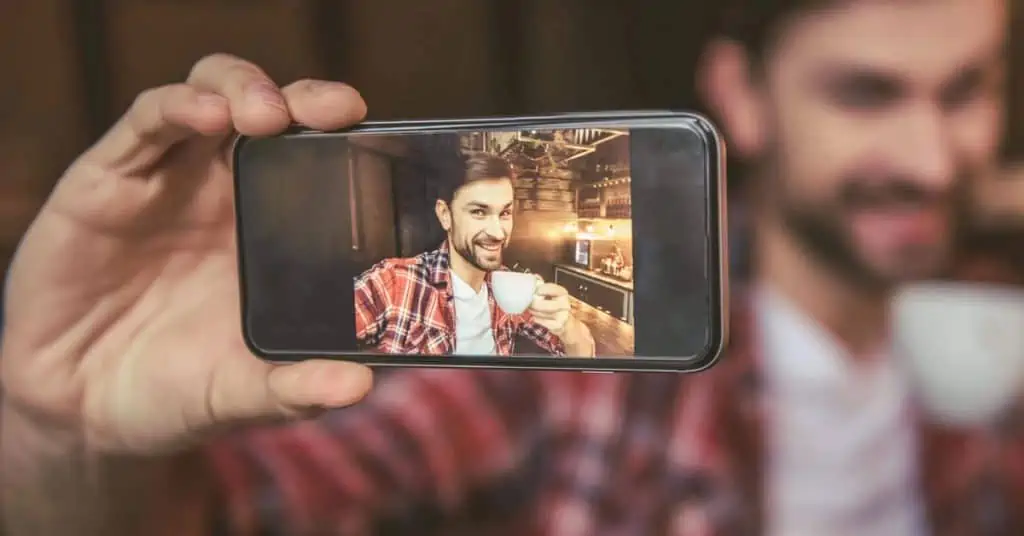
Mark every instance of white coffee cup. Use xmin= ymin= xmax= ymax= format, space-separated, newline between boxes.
xmin=490 ymin=271 xmax=541 ymax=314
xmin=894 ymin=281 xmax=1024 ymax=427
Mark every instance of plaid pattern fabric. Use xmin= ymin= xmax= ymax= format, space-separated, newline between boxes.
xmin=352 ymin=242 xmax=565 ymax=356
xmin=207 ymin=289 xmax=1024 ymax=535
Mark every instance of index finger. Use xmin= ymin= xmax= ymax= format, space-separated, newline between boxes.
xmin=186 ymin=53 xmax=292 ymax=136
xmin=534 ymin=283 xmax=567 ymax=298
xmin=80 ymin=83 xmax=232 ymax=175
xmin=79 ymin=53 xmax=287 ymax=175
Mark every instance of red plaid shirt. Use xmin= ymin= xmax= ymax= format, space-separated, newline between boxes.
xmin=207 ymin=288 xmax=1024 ymax=535
xmin=353 ymin=242 xmax=565 ymax=356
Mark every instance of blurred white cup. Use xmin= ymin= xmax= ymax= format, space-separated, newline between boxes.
xmin=894 ymin=281 xmax=1024 ymax=427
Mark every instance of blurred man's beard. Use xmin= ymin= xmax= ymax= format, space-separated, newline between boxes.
xmin=450 ymin=223 xmax=507 ymax=272
xmin=774 ymin=174 xmax=969 ymax=290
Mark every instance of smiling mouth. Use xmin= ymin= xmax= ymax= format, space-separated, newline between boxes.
xmin=477 ymin=242 xmax=503 ymax=253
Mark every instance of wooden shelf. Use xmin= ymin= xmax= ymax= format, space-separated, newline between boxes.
xmin=518 ymin=199 xmax=575 ymax=212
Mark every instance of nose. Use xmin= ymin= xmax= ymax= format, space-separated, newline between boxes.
xmin=484 ymin=216 xmax=506 ymax=239
xmin=890 ymin=104 xmax=957 ymax=189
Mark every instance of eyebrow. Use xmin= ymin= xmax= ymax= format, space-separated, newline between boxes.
xmin=813 ymin=46 xmax=1004 ymax=92
xmin=947 ymin=45 xmax=1007 ymax=82
xmin=813 ymin=62 xmax=903 ymax=84
xmin=464 ymin=201 xmax=513 ymax=210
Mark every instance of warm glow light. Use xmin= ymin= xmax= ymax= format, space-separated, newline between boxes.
xmin=586 ymin=224 xmax=594 ymax=233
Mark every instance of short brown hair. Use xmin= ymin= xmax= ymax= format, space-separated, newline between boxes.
xmin=437 ymin=153 xmax=516 ymax=204
xmin=718 ymin=0 xmax=837 ymax=65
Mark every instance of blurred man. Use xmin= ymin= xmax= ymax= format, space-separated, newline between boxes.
xmin=696 ymin=0 xmax=1013 ymax=533
xmin=2 ymin=2 xmax=1021 ymax=536
xmin=353 ymin=152 xmax=593 ymax=356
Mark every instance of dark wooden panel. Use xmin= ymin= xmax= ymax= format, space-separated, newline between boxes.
xmin=0 ymin=1 xmax=90 ymax=266
xmin=71 ymin=0 xmax=114 ymax=139
xmin=339 ymin=0 xmax=500 ymax=118
xmin=104 ymin=1 xmax=324 ymax=115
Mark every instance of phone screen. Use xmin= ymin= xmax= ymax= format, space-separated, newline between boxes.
xmin=235 ymin=117 xmax=724 ymax=370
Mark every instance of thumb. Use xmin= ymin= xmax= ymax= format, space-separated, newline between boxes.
xmin=267 ymin=360 xmax=374 ymax=412
xmin=216 ymin=359 xmax=374 ymax=423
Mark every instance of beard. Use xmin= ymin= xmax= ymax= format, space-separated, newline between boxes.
xmin=450 ymin=221 xmax=508 ymax=272
xmin=772 ymin=171 xmax=970 ymax=290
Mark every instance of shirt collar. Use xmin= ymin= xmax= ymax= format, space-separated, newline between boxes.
xmin=450 ymin=269 xmax=488 ymax=300
xmin=757 ymin=284 xmax=855 ymax=386
xmin=425 ymin=241 xmax=453 ymax=288
xmin=756 ymin=284 xmax=893 ymax=387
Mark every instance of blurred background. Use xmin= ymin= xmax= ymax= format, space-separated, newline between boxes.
xmin=1 ymin=0 xmax=710 ymax=269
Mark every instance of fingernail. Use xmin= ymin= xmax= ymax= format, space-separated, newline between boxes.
xmin=303 ymin=79 xmax=336 ymax=94
xmin=246 ymin=82 xmax=287 ymax=111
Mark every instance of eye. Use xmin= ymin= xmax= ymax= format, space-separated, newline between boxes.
xmin=470 ymin=209 xmax=486 ymax=217
xmin=833 ymin=81 xmax=898 ymax=110
xmin=500 ymin=209 xmax=512 ymax=218
xmin=822 ymin=73 xmax=901 ymax=111
xmin=940 ymin=68 xmax=986 ymax=111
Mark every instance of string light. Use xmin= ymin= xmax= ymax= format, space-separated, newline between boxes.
xmin=593 ymin=176 xmax=631 ymax=188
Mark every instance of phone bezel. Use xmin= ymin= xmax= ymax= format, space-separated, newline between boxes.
xmin=233 ymin=110 xmax=728 ymax=373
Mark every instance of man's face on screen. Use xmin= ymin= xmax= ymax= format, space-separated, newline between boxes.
xmin=440 ymin=178 xmax=515 ymax=272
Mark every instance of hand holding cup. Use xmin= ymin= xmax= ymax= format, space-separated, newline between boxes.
xmin=528 ymin=282 xmax=572 ymax=335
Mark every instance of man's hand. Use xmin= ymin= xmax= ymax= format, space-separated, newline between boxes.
xmin=0 ymin=54 xmax=374 ymax=455
xmin=529 ymin=283 xmax=596 ymax=356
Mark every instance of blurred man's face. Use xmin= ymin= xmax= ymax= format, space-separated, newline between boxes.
xmin=438 ymin=178 xmax=515 ymax=272
xmin=717 ymin=0 xmax=1007 ymax=287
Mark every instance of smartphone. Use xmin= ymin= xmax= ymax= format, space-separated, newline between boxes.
xmin=233 ymin=111 xmax=727 ymax=373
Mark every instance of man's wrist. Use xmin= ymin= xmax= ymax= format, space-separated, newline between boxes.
xmin=1 ymin=402 xmax=215 ymax=536
xmin=1 ymin=401 xmax=86 ymax=457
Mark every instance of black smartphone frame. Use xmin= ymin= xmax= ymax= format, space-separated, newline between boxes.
xmin=233 ymin=110 xmax=728 ymax=373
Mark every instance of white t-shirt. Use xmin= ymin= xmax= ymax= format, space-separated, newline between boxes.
xmin=450 ymin=271 xmax=497 ymax=355
xmin=758 ymin=286 xmax=927 ymax=536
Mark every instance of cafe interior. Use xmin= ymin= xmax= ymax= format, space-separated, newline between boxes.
xmin=464 ymin=129 xmax=636 ymax=356
xmin=314 ymin=129 xmax=637 ymax=356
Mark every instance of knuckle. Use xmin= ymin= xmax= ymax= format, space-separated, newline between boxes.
xmin=125 ymin=84 xmax=183 ymax=137
xmin=130 ymin=86 xmax=163 ymax=111
xmin=189 ymin=52 xmax=238 ymax=78
xmin=125 ymin=88 xmax=164 ymax=135
xmin=189 ymin=53 xmax=266 ymax=86
xmin=225 ymin=61 xmax=267 ymax=82
xmin=129 ymin=83 xmax=189 ymax=111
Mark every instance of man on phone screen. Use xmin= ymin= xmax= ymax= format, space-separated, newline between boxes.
xmin=352 ymin=152 xmax=595 ymax=356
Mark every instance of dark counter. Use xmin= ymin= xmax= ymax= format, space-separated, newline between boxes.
xmin=553 ymin=263 xmax=634 ymax=291
xmin=554 ymin=264 xmax=633 ymax=325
